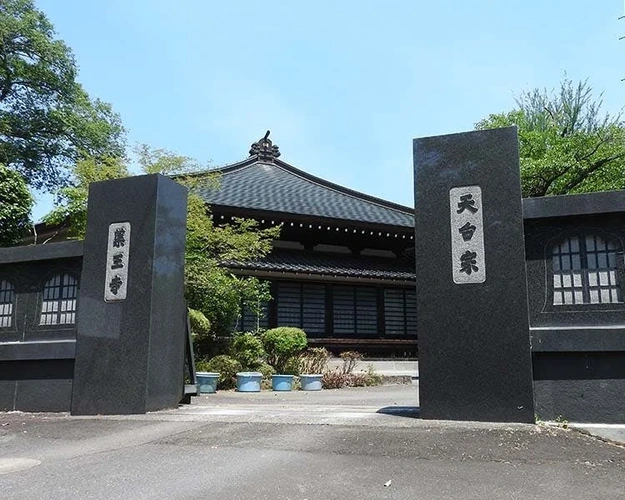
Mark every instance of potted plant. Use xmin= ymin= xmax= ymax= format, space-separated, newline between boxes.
xmin=230 ymin=332 xmax=266 ymax=392
xmin=261 ymin=327 xmax=307 ymax=391
xmin=298 ymin=347 xmax=331 ymax=391
xmin=195 ymin=371 xmax=220 ymax=393
xmin=235 ymin=371 xmax=263 ymax=392
xmin=202 ymin=354 xmax=242 ymax=391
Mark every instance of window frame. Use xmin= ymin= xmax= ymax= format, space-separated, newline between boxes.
xmin=0 ymin=277 xmax=16 ymax=330
xmin=275 ymin=281 xmax=326 ymax=335
xmin=37 ymin=272 xmax=80 ymax=328
xmin=545 ymin=230 xmax=625 ymax=312
xmin=383 ymin=287 xmax=417 ymax=337
xmin=332 ymin=284 xmax=378 ymax=337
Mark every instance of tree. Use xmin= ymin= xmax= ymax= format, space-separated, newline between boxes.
xmin=44 ymin=155 xmax=129 ymax=238
xmin=0 ymin=0 xmax=125 ymax=190
xmin=45 ymin=146 xmax=281 ymax=357
xmin=0 ymin=163 xmax=32 ymax=246
xmin=476 ymin=78 xmax=625 ymax=197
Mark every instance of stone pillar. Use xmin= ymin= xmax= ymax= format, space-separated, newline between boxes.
xmin=413 ymin=127 xmax=534 ymax=423
xmin=71 ymin=174 xmax=188 ymax=415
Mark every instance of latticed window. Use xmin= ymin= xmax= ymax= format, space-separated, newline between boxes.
xmin=333 ymin=285 xmax=377 ymax=336
xmin=552 ymin=235 xmax=623 ymax=305
xmin=276 ymin=282 xmax=325 ymax=335
xmin=40 ymin=273 xmax=79 ymax=325
xmin=383 ymin=288 xmax=417 ymax=336
xmin=0 ymin=280 xmax=15 ymax=328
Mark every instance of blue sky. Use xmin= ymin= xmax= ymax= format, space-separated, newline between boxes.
xmin=33 ymin=0 xmax=625 ymax=220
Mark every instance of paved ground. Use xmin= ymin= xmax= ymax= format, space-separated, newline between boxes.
xmin=326 ymin=358 xmax=418 ymax=377
xmin=0 ymin=385 xmax=623 ymax=500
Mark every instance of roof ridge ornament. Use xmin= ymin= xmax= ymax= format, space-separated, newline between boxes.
xmin=249 ymin=130 xmax=281 ymax=161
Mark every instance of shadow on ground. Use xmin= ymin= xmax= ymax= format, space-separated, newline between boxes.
xmin=376 ymin=406 xmax=420 ymax=418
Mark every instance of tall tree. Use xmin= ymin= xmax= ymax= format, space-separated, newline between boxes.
xmin=0 ymin=0 xmax=125 ymax=190
xmin=476 ymin=78 xmax=625 ymax=197
xmin=0 ymin=163 xmax=31 ymax=246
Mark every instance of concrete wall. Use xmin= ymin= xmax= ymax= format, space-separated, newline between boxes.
xmin=523 ymin=192 xmax=625 ymax=424
xmin=1 ymin=189 xmax=624 ymax=423
xmin=0 ymin=241 xmax=83 ymax=411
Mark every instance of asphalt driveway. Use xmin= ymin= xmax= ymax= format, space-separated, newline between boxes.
xmin=1 ymin=385 xmax=623 ymax=500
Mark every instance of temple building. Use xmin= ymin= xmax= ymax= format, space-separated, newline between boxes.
xmin=198 ymin=132 xmax=417 ymax=356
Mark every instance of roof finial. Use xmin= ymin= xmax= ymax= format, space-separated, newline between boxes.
xmin=249 ymin=130 xmax=281 ymax=161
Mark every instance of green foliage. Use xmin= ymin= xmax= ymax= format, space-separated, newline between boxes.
xmin=230 ymin=332 xmax=265 ymax=369
xmin=135 ymin=143 xmax=206 ymax=177
xmin=555 ymin=415 xmax=569 ymax=429
xmin=0 ymin=164 xmax=32 ymax=246
xmin=299 ymin=347 xmax=331 ymax=375
xmin=43 ymin=156 xmax=128 ymax=238
xmin=185 ymin=258 xmax=272 ymax=340
xmin=261 ymin=327 xmax=307 ymax=373
xmin=45 ymin=146 xmax=281 ymax=357
xmin=202 ymin=355 xmax=242 ymax=390
xmin=188 ymin=308 xmax=211 ymax=338
xmin=184 ymin=192 xmax=280 ymax=264
xmin=359 ymin=365 xmax=383 ymax=386
xmin=184 ymin=261 xmax=243 ymax=338
xmin=183 ymin=191 xmax=278 ymax=343
xmin=476 ymin=78 xmax=625 ymax=197
xmin=281 ymin=356 xmax=301 ymax=376
xmin=257 ymin=362 xmax=275 ymax=379
xmin=0 ymin=0 xmax=125 ymax=190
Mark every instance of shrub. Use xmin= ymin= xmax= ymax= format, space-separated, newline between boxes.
xmin=230 ymin=332 xmax=265 ymax=369
xmin=352 ymin=365 xmax=383 ymax=387
xmin=189 ymin=308 xmax=216 ymax=359
xmin=257 ymin=362 xmax=275 ymax=390
xmin=339 ymin=351 xmax=362 ymax=374
xmin=261 ymin=327 xmax=307 ymax=373
xmin=188 ymin=308 xmax=211 ymax=338
xmin=299 ymin=347 xmax=331 ymax=374
xmin=257 ymin=362 xmax=275 ymax=379
xmin=322 ymin=370 xmax=351 ymax=389
xmin=282 ymin=356 xmax=301 ymax=376
xmin=321 ymin=365 xmax=383 ymax=389
xmin=202 ymin=355 xmax=242 ymax=390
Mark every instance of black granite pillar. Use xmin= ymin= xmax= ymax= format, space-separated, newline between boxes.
xmin=413 ymin=127 xmax=534 ymax=423
xmin=71 ymin=174 xmax=188 ymax=415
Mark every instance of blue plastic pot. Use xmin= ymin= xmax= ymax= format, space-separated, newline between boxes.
xmin=300 ymin=374 xmax=323 ymax=391
xmin=271 ymin=374 xmax=294 ymax=391
xmin=236 ymin=372 xmax=262 ymax=392
xmin=196 ymin=372 xmax=219 ymax=393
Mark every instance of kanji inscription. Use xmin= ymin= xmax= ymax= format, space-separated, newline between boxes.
xmin=104 ymin=222 xmax=131 ymax=301
xmin=450 ymin=186 xmax=485 ymax=284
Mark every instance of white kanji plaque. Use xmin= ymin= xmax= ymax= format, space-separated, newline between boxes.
xmin=104 ymin=222 xmax=131 ymax=301
xmin=450 ymin=186 xmax=486 ymax=284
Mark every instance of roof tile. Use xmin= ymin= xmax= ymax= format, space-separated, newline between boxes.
xmin=198 ymin=160 xmax=414 ymax=228
xmin=223 ymin=249 xmax=416 ymax=281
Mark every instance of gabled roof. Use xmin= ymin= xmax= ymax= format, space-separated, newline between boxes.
xmin=196 ymin=134 xmax=415 ymax=228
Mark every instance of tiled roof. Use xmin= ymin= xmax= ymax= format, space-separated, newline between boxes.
xmin=197 ymin=158 xmax=415 ymax=228
xmin=222 ymin=249 xmax=416 ymax=281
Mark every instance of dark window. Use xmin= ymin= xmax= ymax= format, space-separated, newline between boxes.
xmin=40 ymin=273 xmax=79 ymax=325
xmin=0 ymin=279 xmax=15 ymax=328
xmin=552 ymin=235 xmax=623 ymax=305
xmin=276 ymin=282 xmax=325 ymax=335
xmin=333 ymin=285 xmax=377 ymax=336
xmin=383 ymin=288 xmax=417 ymax=336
